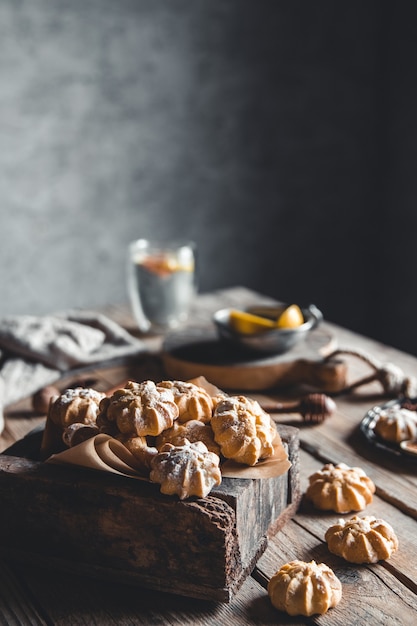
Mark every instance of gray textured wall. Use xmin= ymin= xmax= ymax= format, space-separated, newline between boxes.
xmin=1 ymin=1 xmax=416 ymax=353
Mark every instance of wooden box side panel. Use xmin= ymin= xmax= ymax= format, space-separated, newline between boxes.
xmin=0 ymin=425 xmax=300 ymax=602
xmin=214 ymin=473 xmax=288 ymax=569
xmin=210 ymin=425 xmax=301 ymax=581
xmin=0 ymin=457 xmax=242 ymax=599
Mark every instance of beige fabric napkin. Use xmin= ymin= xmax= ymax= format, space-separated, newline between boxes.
xmin=0 ymin=311 xmax=145 ymax=434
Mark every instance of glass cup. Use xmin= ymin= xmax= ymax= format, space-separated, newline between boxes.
xmin=127 ymin=239 xmax=197 ymax=333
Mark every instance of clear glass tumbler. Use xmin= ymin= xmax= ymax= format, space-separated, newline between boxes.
xmin=127 ymin=239 xmax=197 ymax=333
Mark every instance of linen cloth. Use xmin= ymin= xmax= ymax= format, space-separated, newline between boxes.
xmin=0 ymin=311 xmax=145 ymax=434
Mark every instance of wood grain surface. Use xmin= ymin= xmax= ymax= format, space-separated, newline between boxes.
xmin=0 ymin=287 xmax=416 ymax=625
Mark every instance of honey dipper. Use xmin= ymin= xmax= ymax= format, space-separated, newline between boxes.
xmin=261 ymin=393 xmax=336 ymax=424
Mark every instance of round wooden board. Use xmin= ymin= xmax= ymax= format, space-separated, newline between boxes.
xmin=162 ymin=326 xmax=346 ymax=392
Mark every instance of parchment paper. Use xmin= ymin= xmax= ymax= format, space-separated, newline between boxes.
xmin=46 ymin=376 xmax=291 ymax=481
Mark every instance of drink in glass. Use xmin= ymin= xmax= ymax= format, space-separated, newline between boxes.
xmin=128 ymin=239 xmax=196 ymax=332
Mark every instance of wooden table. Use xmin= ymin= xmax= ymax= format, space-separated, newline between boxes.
xmin=0 ymin=287 xmax=416 ymax=625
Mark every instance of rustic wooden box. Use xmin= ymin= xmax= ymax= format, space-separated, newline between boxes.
xmin=0 ymin=424 xmax=300 ymax=603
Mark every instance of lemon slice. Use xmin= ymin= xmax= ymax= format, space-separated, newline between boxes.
xmin=276 ymin=304 xmax=304 ymax=329
xmin=229 ymin=309 xmax=276 ymax=335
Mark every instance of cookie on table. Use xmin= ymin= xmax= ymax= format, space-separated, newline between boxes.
xmin=267 ymin=560 xmax=342 ymax=616
xmin=325 ymin=515 xmax=399 ymax=563
xmin=305 ymin=463 xmax=375 ymax=513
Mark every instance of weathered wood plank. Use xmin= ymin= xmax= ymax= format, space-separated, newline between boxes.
xmin=0 ymin=287 xmax=416 ymax=624
xmin=295 ymin=408 xmax=417 ymax=518
xmin=0 ymin=560 xmax=48 ymax=625
xmin=297 ymin=449 xmax=417 ymax=595
xmin=10 ymin=561 xmax=302 ymax=626
xmin=256 ymin=520 xmax=417 ymax=625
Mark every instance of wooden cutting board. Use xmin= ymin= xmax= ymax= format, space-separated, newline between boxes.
xmin=162 ymin=326 xmax=347 ymax=392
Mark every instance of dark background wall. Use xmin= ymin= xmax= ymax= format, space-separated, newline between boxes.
xmin=1 ymin=1 xmax=416 ymax=354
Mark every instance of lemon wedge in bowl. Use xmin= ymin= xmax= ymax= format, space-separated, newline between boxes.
xmin=213 ymin=304 xmax=323 ymax=355
xmin=276 ymin=304 xmax=304 ymax=329
xmin=229 ymin=310 xmax=276 ymax=335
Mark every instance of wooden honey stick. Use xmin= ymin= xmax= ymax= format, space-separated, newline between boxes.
xmin=260 ymin=393 xmax=337 ymax=424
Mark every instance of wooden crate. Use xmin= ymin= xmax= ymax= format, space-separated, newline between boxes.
xmin=0 ymin=424 xmax=300 ymax=603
